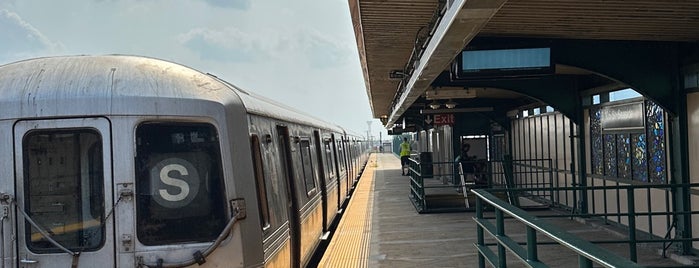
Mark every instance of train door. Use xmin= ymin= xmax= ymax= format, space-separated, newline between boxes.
xmin=312 ymin=131 xmax=329 ymax=233
xmin=276 ymin=126 xmax=301 ymax=268
xmin=330 ymin=134 xmax=345 ymax=207
xmin=344 ymin=138 xmax=354 ymax=189
xmin=13 ymin=118 xmax=115 ymax=267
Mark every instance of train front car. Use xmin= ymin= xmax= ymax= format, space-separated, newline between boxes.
xmin=0 ymin=56 xmax=264 ymax=267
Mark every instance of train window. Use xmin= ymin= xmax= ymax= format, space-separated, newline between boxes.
xmin=299 ymin=140 xmax=316 ymax=195
xmin=337 ymin=142 xmax=346 ymax=172
xmin=135 ymin=122 xmax=226 ymax=245
xmin=250 ymin=135 xmax=271 ymax=229
xmin=22 ymin=129 xmax=105 ymax=253
xmin=324 ymin=142 xmax=334 ymax=177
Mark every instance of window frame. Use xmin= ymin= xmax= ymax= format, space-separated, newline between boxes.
xmin=21 ymin=128 xmax=106 ymax=253
xmin=298 ymin=138 xmax=317 ymax=196
xmin=134 ymin=121 xmax=227 ymax=246
xmin=250 ymin=134 xmax=271 ymax=230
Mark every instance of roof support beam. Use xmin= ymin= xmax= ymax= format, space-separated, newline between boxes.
xmin=387 ymin=0 xmax=508 ymax=127
xmin=554 ymin=40 xmax=681 ymax=116
xmin=457 ymin=76 xmax=583 ymax=124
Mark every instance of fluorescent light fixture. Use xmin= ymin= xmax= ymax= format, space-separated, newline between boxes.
xmin=428 ymin=100 xmax=441 ymax=109
xmin=445 ymin=99 xmax=457 ymax=109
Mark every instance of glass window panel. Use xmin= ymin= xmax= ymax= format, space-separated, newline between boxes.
xmin=646 ymin=100 xmax=666 ymax=183
xmin=610 ymin=88 xmax=642 ymax=102
xmin=632 ymin=134 xmax=648 ymax=182
xmin=590 ymin=108 xmax=603 ymax=175
xmin=135 ymin=122 xmax=226 ymax=245
xmin=324 ymin=142 xmax=335 ymax=178
xmin=23 ymin=129 xmax=104 ymax=253
xmin=299 ymin=140 xmax=316 ymax=194
xmin=604 ymin=134 xmax=617 ymax=177
xmin=593 ymin=95 xmax=601 ymax=105
xmin=250 ymin=135 xmax=270 ymax=229
xmin=617 ymin=134 xmax=631 ymax=179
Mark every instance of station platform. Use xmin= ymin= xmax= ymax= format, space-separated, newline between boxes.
xmin=318 ymin=153 xmax=693 ymax=267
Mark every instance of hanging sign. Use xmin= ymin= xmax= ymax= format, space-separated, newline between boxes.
xmin=601 ymin=102 xmax=644 ymax=133
xmin=434 ymin=114 xmax=455 ymax=126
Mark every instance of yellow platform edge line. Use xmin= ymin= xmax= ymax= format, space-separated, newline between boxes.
xmin=318 ymin=154 xmax=376 ymax=268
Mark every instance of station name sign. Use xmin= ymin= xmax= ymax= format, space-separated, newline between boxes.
xmin=453 ymin=47 xmax=553 ymax=79
xmin=601 ymin=102 xmax=644 ymax=133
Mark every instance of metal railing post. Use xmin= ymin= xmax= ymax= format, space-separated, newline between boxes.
xmin=496 ymin=209 xmax=507 ymax=268
xmin=579 ymin=255 xmax=592 ymax=268
xmin=473 ymin=189 xmax=644 ymax=268
xmin=526 ymin=226 xmax=538 ymax=263
xmin=476 ymin=198 xmax=485 ymax=268
xmin=627 ymin=187 xmax=637 ymax=262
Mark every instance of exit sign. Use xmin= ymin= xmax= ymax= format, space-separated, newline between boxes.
xmin=434 ymin=114 xmax=455 ymax=126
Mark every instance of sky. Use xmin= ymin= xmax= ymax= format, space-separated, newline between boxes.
xmin=0 ymin=0 xmax=387 ymax=140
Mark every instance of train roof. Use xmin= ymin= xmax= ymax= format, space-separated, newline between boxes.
xmin=211 ymin=77 xmax=343 ymax=133
xmin=0 ymin=55 xmax=343 ymax=132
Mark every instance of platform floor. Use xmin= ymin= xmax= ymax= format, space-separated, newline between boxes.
xmin=318 ymin=153 xmax=692 ymax=267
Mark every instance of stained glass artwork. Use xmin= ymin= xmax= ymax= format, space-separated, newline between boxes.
xmin=588 ymin=99 xmax=666 ymax=184
xmin=617 ymin=134 xmax=631 ymax=179
xmin=632 ymin=134 xmax=648 ymax=182
xmin=646 ymin=100 xmax=666 ymax=183
xmin=590 ymin=108 xmax=603 ymax=175
xmin=604 ymin=134 xmax=617 ymax=177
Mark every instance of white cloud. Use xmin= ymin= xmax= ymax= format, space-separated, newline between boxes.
xmin=178 ymin=26 xmax=352 ymax=68
xmin=0 ymin=9 xmax=63 ymax=61
xmin=203 ymin=0 xmax=250 ymax=10
xmin=299 ymin=29 xmax=352 ymax=69
xmin=178 ymin=27 xmax=259 ymax=62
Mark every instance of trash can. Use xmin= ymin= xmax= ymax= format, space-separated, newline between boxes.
xmin=419 ymin=152 xmax=433 ymax=178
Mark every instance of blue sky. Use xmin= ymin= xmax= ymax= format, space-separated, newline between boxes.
xmin=0 ymin=0 xmax=385 ymax=139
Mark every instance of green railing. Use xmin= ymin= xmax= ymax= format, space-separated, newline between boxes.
xmin=405 ymin=154 xmax=699 ymax=265
xmin=407 ymin=157 xmax=554 ymax=213
xmin=407 ymin=157 xmax=426 ymax=211
xmin=485 ymin=184 xmax=699 ymax=262
xmin=473 ymin=189 xmax=644 ymax=268
xmin=408 ymin=158 xmax=473 ymax=213
xmin=407 ymin=157 xmax=474 ymax=213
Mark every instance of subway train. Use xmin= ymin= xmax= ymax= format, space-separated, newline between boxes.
xmin=0 ymin=55 xmax=370 ymax=267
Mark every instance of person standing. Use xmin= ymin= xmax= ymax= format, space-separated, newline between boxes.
xmin=400 ymin=137 xmax=411 ymax=175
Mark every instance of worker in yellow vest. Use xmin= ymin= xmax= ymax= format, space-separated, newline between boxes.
xmin=400 ymin=137 xmax=411 ymax=175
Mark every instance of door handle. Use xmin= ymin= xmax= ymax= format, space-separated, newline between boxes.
xmin=20 ymin=258 xmax=38 ymax=264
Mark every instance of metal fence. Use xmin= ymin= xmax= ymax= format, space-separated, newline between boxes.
xmin=407 ymin=157 xmax=554 ymax=213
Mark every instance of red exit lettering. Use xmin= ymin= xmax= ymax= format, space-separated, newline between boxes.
xmin=434 ymin=114 xmax=454 ymax=126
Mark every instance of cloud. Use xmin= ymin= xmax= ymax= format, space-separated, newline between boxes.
xmin=0 ymin=9 xmax=62 ymax=60
xmin=178 ymin=27 xmax=258 ymax=62
xmin=299 ymin=29 xmax=351 ymax=69
xmin=178 ymin=26 xmax=352 ymax=68
xmin=203 ymin=0 xmax=250 ymax=10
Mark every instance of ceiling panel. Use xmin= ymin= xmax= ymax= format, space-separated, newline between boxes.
xmin=350 ymin=0 xmax=699 ymax=118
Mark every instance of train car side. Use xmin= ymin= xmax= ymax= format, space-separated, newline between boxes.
xmin=235 ymin=86 xmax=365 ymax=268
xmin=0 ymin=55 xmax=369 ymax=268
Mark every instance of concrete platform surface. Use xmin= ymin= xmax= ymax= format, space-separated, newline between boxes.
xmin=320 ymin=153 xmax=689 ymax=267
